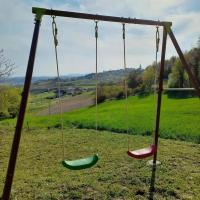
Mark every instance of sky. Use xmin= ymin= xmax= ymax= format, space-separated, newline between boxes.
xmin=0 ymin=0 xmax=200 ymax=77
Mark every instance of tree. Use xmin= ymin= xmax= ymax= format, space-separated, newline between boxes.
xmin=164 ymin=56 xmax=176 ymax=78
xmin=198 ymin=37 xmax=200 ymax=48
xmin=0 ymin=49 xmax=15 ymax=79
xmin=127 ymin=71 xmax=142 ymax=89
xmin=187 ymin=47 xmax=200 ymax=85
xmin=142 ymin=65 xmax=157 ymax=91
xmin=168 ymin=58 xmax=189 ymax=88
xmin=0 ymin=85 xmax=20 ymax=118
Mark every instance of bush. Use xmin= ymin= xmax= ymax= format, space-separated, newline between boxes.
xmin=116 ymin=91 xmax=124 ymax=100
xmin=96 ymin=84 xmax=131 ymax=103
xmin=128 ymin=72 xmax=142 ymax=89
xmin=165 ymin=90 xmax=196 ymax=98
xmin=0 ymin=85 xmax=21 ymax=119
xmin=0 ymin=111 xmax=10 ymax=120
xmin=133 ymin=84 xmax=146 ymax=95
xmin=97 ymin=94 xmax=106 ymax=104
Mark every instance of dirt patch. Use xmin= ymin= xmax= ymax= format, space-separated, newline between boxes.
xmin=38 ymin=95 xmax=94 ymax=116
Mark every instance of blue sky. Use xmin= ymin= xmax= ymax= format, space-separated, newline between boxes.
xmin=1 ymin=0 xmax=200 ymax=77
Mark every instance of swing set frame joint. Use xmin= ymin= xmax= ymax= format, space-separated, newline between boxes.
xmin=163 ymin=22 xmax=172 ymax=34
xmin=32 ymin=7 xmax=46 ymax=22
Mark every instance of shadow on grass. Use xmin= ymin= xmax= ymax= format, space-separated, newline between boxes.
xmin=164 ymin=90 xmax=197 ymax=99
xmin=148 ymin=164 xmax=156 ymax=200
xmin=137 ymin=92 xmax=151 ymax=99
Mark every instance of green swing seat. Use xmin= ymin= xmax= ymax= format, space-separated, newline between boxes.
xmin=62 ymin=154 xmax=99 ymax=170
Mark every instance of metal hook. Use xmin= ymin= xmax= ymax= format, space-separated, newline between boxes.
xmin=95 ymin=20 xmax=98 ymax=38
xmin=156 ymin=26 xmax=160 ymax=52
xmin=122 ymin=23 xmax=125 ymax=39
xmin=51 ymin=15 xmax=58 ymax=46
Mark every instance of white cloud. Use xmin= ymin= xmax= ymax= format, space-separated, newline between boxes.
xmin=0 ymin=0 xmax=199 ymax=76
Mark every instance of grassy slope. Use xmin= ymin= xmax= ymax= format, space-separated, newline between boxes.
xmin=0 ymin=128 xmax=200 ymax=199
xmin=27 ymin=92 xmax=57 ymax=114
xmin=2 ymin=95 xmax=199 ymax=143
xmin=64 ymin=95 xmax=200 ymax=143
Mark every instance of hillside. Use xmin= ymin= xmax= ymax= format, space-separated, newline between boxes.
xmin=0 ymin=68 xmax=138 ymax=88
xmin=29 ymin=68 xmax=139 ymax=92
xmin=27 ymin=68 xmax=140 ymax=94
xmin=0 ymin=76 xmax=52 ymax=86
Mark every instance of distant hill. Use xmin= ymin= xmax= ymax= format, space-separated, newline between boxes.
xmin=0 ymin=76 xmax=52 ymax=86
xmin=0 ymin=74 xmax=84 ymax=86
xmin=0 ymin=68 xmax=141 ymax=93
xmin=29 ymin=68 xmax=141 ymax=92
xmin=84 ymin=68 xmax=139 ymax=82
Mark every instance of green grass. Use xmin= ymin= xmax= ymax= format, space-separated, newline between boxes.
xmin=64 ymin=95 xmax=200 ymax=143
xmin=27 ymin=92 xmax=57 ymax=114
xmin=0 ymin=128 xmax=200 ymax=199
xmin=1 ymin=93 xmax=199 ymax=199
xmin=2 ymin=94 xmax=199 ymax=143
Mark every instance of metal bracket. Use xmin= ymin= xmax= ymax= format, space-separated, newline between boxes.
xmin=32 ymin=7 xmax=46 ymax=21
xmin=164 ymin=22 xmax=172 ymax=33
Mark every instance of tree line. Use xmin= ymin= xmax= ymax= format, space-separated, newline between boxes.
xmin=98 ymin=38 xmax=200 ymax=102
xmin=127 ymin=38 xmax=200 ymax=92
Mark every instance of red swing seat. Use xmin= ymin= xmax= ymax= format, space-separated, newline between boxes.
xmin=127 ymin=144 xmax=156 ymax=159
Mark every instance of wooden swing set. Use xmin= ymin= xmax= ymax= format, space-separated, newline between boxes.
xmin=2 ymin=7 xmax=200 ymax=200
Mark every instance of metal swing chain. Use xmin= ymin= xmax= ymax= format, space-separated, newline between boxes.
xmin=51 ymin=16 xmax=65 ymax=160
xmin=156 ymin=26 xmax=160 ymax=64
xmin=153 ymin=26 xmax=160 ymax=138
xmin=95 ymin=20 xmax=98 ymax=132
xmin=122 ymin=23 xmax=129 ymax=150
xmin=52 ymin=16 xmax=58 ymax=47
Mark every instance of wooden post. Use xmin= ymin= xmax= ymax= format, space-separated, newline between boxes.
xmin=32 ymin=7 xmax=172 ymax=27
xmin=2 ymin=18 xmax=41 ymax=200
xmin=153 ymin=27 xmax=167 ymax=165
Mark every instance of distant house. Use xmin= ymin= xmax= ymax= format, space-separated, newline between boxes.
xmin=65 ymin=87 xmax=82 ymax=96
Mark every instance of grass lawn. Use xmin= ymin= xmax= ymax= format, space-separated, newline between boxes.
xmin=2 ymin=94 xmax=199 ymax=143
xmin=27 ymin=92 xmax=57 ymax=114
xmin=0 ymin=128 xmax=200 ymax=199
xmin=57 ymin=95 xmax=200 ymax=143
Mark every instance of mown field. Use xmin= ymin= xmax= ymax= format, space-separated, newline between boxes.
xmin=0 ymin=128 xmax=200 ymax=199
xmin=1 ymin=94 xmax=199 ymax=143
